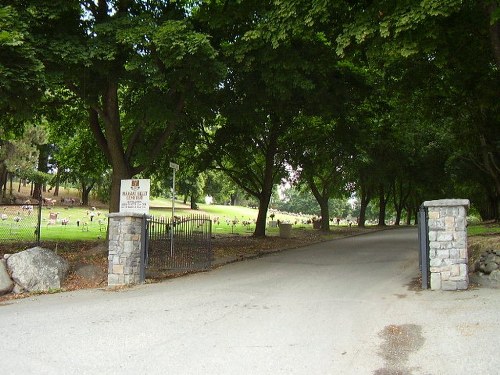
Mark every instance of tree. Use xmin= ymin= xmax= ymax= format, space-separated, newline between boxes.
xmin=204 ymin=113 xmax=288 ymax=237
xmin=12 ymin=0 xmax=224 ymax=212
xmin=199 ymin=0 xmax=360 ymax=236
xmin=336 ymin=0 xmax=500 ymax=221
xmin=1 ymin=125 xmax=47 ymax=200
xmin=37 ymin=87 xmax=110 ymax=205
xmin=286 ymin=116 xmax=358 ymax=231
xmin=0 ymin=5 xmax=44 ymax=118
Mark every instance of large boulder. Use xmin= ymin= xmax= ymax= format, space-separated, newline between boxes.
xmin=0 ymin=259 xmax=14 ymax=295
xmin=6 ymin=247 xmax=69 ymax=293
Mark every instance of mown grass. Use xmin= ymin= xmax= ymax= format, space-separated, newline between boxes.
xmin=468 ymin=223 xmax=500 ymax=236
xmin=2 ymin=198 xmax=321 ymax=241
xmin=10 ymin=195 xmax=496 ymax=242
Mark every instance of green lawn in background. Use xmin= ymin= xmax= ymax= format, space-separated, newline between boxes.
xmin=468 ymin=223 xmax=500 ymax=236
xmin=12 ymin=198 xmax=497 ymax=242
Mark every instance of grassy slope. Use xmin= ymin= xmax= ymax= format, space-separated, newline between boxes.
xmin=3 ymin=190 xmax=499 ymax=241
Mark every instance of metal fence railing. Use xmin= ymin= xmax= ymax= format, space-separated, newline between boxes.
xmin=0 ymin=201 xmax=42 ymax=246
xmin=145 ymin=214 xmax=212 ymax=273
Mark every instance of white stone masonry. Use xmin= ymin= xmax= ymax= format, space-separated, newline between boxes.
xmin=107 ymin=213 xmax=146 ymax=287
xmin=424 ymin=199 xmax=469 ymax=291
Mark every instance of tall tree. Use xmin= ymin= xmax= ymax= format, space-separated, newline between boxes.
xmin=286 ymin=116 xmax=358 ymax=231
xmin=336 ymin=0 xmax=500 ymax=220
xmin=12 ymin=0 xmax=223 ymax=212
xmin=45 ymin=92 xmax=109 ymax=206
xmin=199 ymin=0 xmax=358 ymax=236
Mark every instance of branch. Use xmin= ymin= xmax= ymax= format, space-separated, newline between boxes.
xmin=130 ymin=120 xmax=176 ymax=176
xmin=215 ymin=165 xmax=260 ymax=198
xmin=124 ymin=121 xmax=144 ymax=163
xmin=87 ymin=108 xmax=111 ymax=163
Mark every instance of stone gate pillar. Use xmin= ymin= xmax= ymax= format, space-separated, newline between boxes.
xmin=423 ymin=199 xmax=469 ymax=291
xmin=107 ymin=213 xmax=147 ymax=287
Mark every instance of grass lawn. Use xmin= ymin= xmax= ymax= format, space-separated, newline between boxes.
xmin=2 ymin=198 xmax=319 ymax=242
xmin=6 ymin=194 xmax=497 ymax=243
xmin=467 ymin=223 xmax=500 ymax=236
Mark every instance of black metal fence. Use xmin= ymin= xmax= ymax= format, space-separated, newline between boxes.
xmin=145 ymin=214 xmax=212 ymax=275
xmin=418 ymin=205 xmax=430 ymax=289
xmin=0 ymin=201 xmax=42 ymax=246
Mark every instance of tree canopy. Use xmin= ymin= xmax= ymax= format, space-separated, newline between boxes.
xmin=1 ymin=0 xmax=498 ymax=230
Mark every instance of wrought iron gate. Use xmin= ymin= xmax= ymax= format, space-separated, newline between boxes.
xmin=145 ymin=215 xmax=212 ymax=275
xmin=418 ymin=205 xmax=430 ymax=289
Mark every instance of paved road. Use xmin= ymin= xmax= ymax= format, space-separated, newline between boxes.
xmin=1 ymin=228 xmax=499 ymax=374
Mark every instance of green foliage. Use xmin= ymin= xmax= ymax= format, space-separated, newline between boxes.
xmin=0 ymin=5 xmax=44 ymax=117
xmin=336 ymin=0 xmax=464 ymax=58
xmin=1 ymin=0 xmax=498 ymax=223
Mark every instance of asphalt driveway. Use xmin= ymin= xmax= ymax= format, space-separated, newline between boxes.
xmin=1 ymin=228 xmax=498 ymax=374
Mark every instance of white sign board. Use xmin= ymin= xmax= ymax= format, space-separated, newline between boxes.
xmin=119 ymin=179 xmax=150 ymax=214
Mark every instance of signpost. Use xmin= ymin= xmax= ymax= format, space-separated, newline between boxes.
xmin=169 ymin=162 xmax=179 ymax=256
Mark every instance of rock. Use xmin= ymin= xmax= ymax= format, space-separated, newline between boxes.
xmin=6 ymin=247 xmax=69 ymax=293
xmin=0 ymin=259 xmax=14 ymax=295
xmin=488 ymin=270 xmax=500 ymax=283
xmin=12 ymin=284 xmax=24 ymax=294
xmin=489 ymin=270 xmax=500 ymax=282
xmin=479 ymin=262 xmax=487 ymax=273
xmin=484 ymin=262 xmax=499 ymax=274
xmin=74 ymin=264 xmax=106 ymax=283
xmin=485 ymin=253 xmax=496 ymax=263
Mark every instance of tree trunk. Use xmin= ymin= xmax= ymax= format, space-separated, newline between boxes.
xmin=81 ymin=181 xmax=95 ymax=206
xmin=0 ymin=164 xmax=7 ymax=199
xmin=252 ymin=128 xmax=279 ymax=238
xmin=393 ymin=177 xmax=411 ymax=226
xmin=478 ymin=134 xmax=500 ymax=221
xmin=308 ymin=179 xmax=330 ymax=232
xmin=395 ymin=209 xmax=402 ymax=226
xmin=33 ymin=144 xmax=49 ymax=200
xmin=254 ymin=193 xmax=272 ymax=237
xmin=53 ymin=169 xmax=60 ymax=196
xmin=377 ymin=184 xmax=389 ymax=226
xmin=230 ymin=193 xmax=237 ymax=206
xmin=190 ymin=194 xmax=198 ymax=209
xmin=359 ymin=199 xmax=368 ymax=227
xmin=319 ymin=197 xmax=330 ymax=231
xmin=405 ymin=206 xmax=412 ymax=226
xmin=109 ymin=166 xmax=131 ymax=212
xmin=358 ymin=180 xmax=372 ymax=228
xmin=88 ymin=79 xmax=179 ymax=212
xmin=8 ymin=173 xmax=13 ymax=196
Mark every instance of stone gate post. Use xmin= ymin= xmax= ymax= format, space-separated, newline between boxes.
xmin=423 ymin=199 xmax=469 ymax=291
xmin=107 ymin=213 xmax=147 ymax=287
